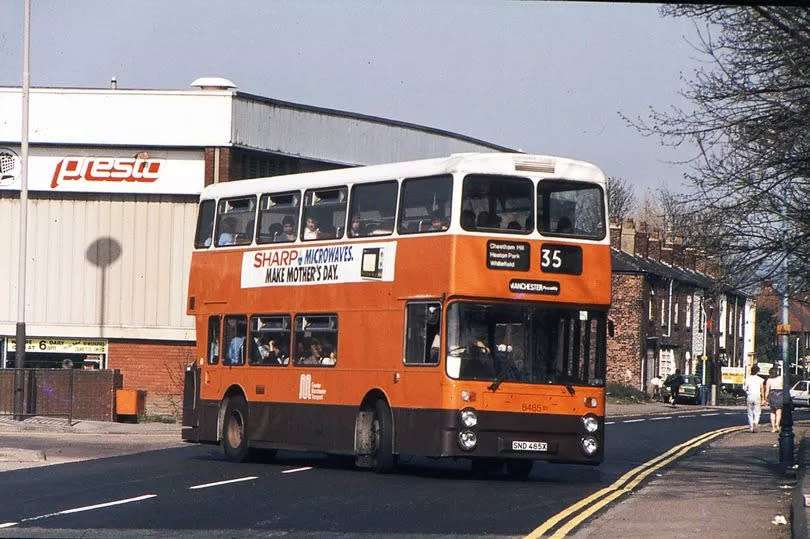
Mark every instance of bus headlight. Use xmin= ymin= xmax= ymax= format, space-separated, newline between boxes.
xmin=582 ymin=436 xmax=599 ymax=456
xmin=460 ymin=408 xmax=478 ymax=428
xmin=458 ymin=430 xmax=478 ymax=451
xmin=582 ymin=414 xmax=599 ymax=433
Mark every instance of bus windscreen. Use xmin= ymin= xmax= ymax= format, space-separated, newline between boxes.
xmin=445 ymin=302 xmax=606 ymax=387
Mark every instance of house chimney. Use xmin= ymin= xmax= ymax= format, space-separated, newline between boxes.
xmin=661 ymin=245 xmax=674 ymax=265
xmin=685 ymin=248 xmax=697 ymax=270
xmin=620 ymin=218 xmax=636 ymax=255
xmin=648 ymin=230 xmax=661 ymax=261
xmin=634 ymin=230 xmax=648 ymax=258
xmin=609 ymin=217 xmax=622 ymax=251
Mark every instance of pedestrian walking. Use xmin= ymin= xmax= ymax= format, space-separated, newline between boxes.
xmin=664 ymin=369 xmax=684 ymax=406
xmin=765 ymin=367 xmax=784 ymax=433
xmin=743 ymin=365 xmax=766 ymax=432
xmin=650 ymin=375 xmax=663 ymax=401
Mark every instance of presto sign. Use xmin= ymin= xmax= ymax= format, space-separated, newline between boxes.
xmin=0 ymin=147 xmax=204 ymax=194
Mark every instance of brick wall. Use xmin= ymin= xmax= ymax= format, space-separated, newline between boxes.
xmin=608 ymin=273 xmax=647 ymax=388
xmin=0 ymin=369 xmax=119 ymax=421
xmin=108 ymin=340 xmax=195 ymax=418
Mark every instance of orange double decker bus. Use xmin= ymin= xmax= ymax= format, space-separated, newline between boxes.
xmin=182 ymin=153 xmax=611 ymax=476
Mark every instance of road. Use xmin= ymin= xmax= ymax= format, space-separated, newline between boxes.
xmin=1 ymin=408 xmax=800 ymax=538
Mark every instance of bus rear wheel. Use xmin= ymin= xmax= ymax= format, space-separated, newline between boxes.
xmin=370 ymin=400 xmax=395 ymax=473
xmin=506 ymin=459 xmax=534 ymax=479
xmin=223 ymin=395 xmax=250 ymax=462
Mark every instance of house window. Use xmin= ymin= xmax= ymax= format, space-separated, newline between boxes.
xmin=685 ymin=296 xmax=693 ymax=328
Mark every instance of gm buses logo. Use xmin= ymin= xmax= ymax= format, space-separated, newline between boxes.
xmin=51 ymin=157 xmax=162 ymax=189
xmin=0 ymin=147 xmax=21 ymax=186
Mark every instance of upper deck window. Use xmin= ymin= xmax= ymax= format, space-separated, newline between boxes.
xmin=215 ymin=196 xmax=257 ymax=247
xmin=537 ymin=181 xmax=605 ymax=240
xmin=302 ymin=187 xmax=348 ymax=241
xmin=257 ymin=192 xmax=300 ymax=244
xmin=397 ymin=174 xmax=452 ymax=234
xmin=194 ymin=199 xmax=216 ymax=248
xmin=348 ymin=181 xmax=397 ymax=238
xmin=461 ymin=174 xmax=533 ymax=234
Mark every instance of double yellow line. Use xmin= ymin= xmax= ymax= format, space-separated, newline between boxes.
xmin=525 ymin=424 xmax=746 ymax=538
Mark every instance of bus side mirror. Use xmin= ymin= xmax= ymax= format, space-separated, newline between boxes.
xmin=608 ymin=320 xmax=615 ymax=338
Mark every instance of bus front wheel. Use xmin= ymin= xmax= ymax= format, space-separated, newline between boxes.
xmin=223 ymin=395 xmax=250 ymax=462
xmin=371 ymin=400 xmax=395 ymax=473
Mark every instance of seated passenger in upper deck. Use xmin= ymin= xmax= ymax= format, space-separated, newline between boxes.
xmin=303 ymin=216 xmax=320 ymax=240
xmin=274 ymin=216 xmax=297 ymax=242
xmin=218 ymin=217 xmax=238 ymax=246
xmin=428 ymin=212 xmax=448 ymax=232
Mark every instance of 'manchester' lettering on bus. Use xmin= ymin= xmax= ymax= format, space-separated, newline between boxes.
xmin=51 ymin=157 xmax=161 ymax=188
xmin=301 ymin=246 xmax=354 ymax=265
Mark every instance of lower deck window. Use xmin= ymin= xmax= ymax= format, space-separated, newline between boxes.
xmin=293 ymin=314 xmax=338 ymax=367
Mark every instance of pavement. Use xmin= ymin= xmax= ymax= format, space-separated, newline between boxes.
xmin=0 ymin=404 xmax=807 ymax=538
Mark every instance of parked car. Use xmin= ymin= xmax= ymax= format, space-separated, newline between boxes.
xmin=790 ymin=380 xmax=809 ymax=407
xmin=661 ymin=375 xmax=701 ymax=404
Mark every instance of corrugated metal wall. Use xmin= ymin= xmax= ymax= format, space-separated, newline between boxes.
xmin=0 ymin=192 xmax=196 ymax=340
xmin=232 ymin=97 xmax=514 ymax=166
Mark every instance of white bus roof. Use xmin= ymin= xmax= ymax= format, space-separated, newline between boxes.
xmin=201 ymin=153 xmax=606 ymax=200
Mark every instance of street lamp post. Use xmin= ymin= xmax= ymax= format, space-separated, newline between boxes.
xmin=778 ymin=180 xmax=794 ymax=466
xmin=13 ymin=0 xmax=31 ymax=421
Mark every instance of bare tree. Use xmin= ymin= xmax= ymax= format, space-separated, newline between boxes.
xmin=629 ymin=6 xmax=810 ymax=294
xmin=605 ymin=176 xmax=637 ymax=221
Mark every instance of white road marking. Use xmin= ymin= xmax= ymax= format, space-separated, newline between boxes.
xmin=0 ymin=523 xmax=18 ymax=529
xmin=189 ymin=476 xmax=258 ymax=490
xmin=605 ymin=421 xmax=615 ymax=425
xmin=57 ymin=494 xmax=157 ymax=515
xmin=724 ymin=412 xmax=737 ymax=415
xmin=282 ymin=466 xmax=313 ymax=474
xmin=701 ymin=413 xmax=720 ymax=416
xmin=679 ymin=415 xmax=696 ymax=418
xmin=622 ymin=419 xmax=645 ymax=423
xmin=650 ymin=416 xmax=672 ymax=421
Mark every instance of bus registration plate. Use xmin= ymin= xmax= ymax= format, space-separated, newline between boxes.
xmin=511 ymin=440 xmax=548 ymax=452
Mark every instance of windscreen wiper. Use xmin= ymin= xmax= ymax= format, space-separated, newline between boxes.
xmin=488 ymin=373 xmax=508 ymax=392
xmin=565 ymin=383 xmax=576 ymax=395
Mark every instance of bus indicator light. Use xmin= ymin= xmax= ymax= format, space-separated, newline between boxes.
xmin=461 ymin=390 xmax=477 ymax=402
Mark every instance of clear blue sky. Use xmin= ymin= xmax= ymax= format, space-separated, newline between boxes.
xmin=0 ymin=0 xmax=701 ymax=194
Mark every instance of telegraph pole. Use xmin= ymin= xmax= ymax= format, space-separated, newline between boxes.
xmin=13 ymin=0 xmax=31 ymax=421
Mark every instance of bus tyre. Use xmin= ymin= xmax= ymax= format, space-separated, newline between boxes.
xmin=223 ymin=395 xmax=250 ymax=462
xmin=371 ymin=400 xmax=395 ymax=473
xmin=506 ymin=459 xmax=533 ymax=479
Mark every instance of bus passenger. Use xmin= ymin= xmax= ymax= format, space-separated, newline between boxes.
xmin=218 ymin=217 xmax=237 ymax=246
xmin=428 ymin=212 xmax=447 ymax=231
xmin=300 ymin=339 xmax=322 ymax=365
xmin=556 ymin=216 xmax=573 ymax=233
xmin=275 ymin=216 xmax=296 ymax=242
xmin=225 ymin=319 xmax=245 ymax=365
xmin=349 ymin=216 xmax=362 ymax=237
xmin=303 ymin=216 xmax=320 ymax=240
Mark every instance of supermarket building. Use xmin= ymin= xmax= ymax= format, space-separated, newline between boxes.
xmin=0 ymin=78 xmax=512 ymax=415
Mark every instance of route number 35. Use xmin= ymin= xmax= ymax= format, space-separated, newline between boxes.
xmin=539 ymin=244 xmax=582 ymax=275
xmin=541 ymin=248 xmax=562 ymax=269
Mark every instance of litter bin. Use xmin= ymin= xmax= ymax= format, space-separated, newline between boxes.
xmin=116 ymin=389 xmax=146 ymax=421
